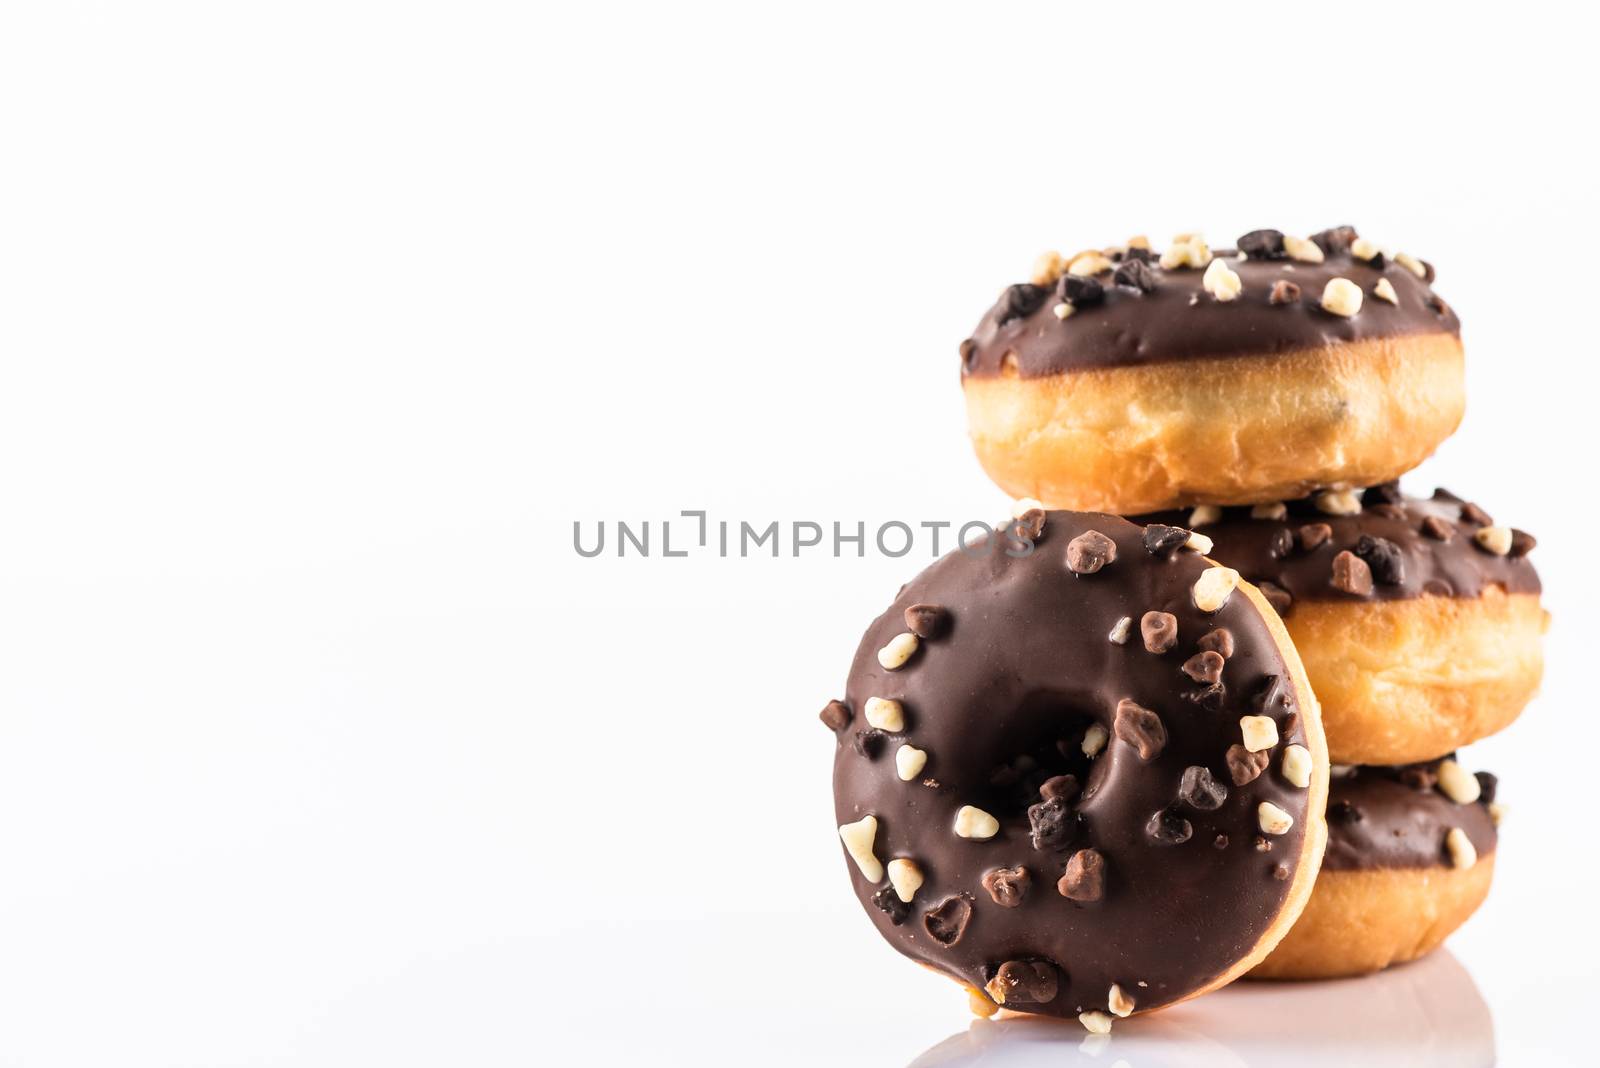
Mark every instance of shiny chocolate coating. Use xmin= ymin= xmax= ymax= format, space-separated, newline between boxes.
xmin=1137 ymin=488 xmax=1539 ymax=611
xmin=961 ymin=230 xmax=1459 ymax=378
xmin=1325 ymin=760 xmax=1497 ymax=871
xmin=829 ymin=512 xmax=1318 ymax=1020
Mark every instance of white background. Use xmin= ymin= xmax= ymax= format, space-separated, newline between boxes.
xmin=1 ymin=2 xmax=1596 ymax=1065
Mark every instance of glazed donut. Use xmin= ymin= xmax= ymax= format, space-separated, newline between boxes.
xmin=1252 ymin=757 xmax=1499 ymax=979
xmin=960 ymin=227 xmax=1464 ymax=514
xmin=824 ymin=510 xmax=1328 ymax=1030
xmin=1138 ymin=484 xmax=1545 ymax=765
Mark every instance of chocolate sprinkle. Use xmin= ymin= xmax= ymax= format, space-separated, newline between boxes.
xmin=1040 ymin=774 xmax=1081 ymax=803
xmin=1028 ymin=796 xmax=1077 ymax=851
xmin=1177 ymin=766 xmax=1228 ymax=811
xmin=1141 ymin=611 xmax=1179 ymax=654
xmin=1146 ymin=807 xmax=1194 ymax=845
xmin=904 ymin=603 xmax=949 ymax=639
xmin=1113 ymin=698 xmax=1167 ymax=761
xmin=1143 ymin=523 xmax=1191 ymax=556
xmin=1298 ymin=522 xmax=1333 ymax=551
xmin=1181 ymin=650 xmax=1225 ymax=685
xmin=1226 ymin=744 xmax=1269 ymax=786
xmin=997 ymin=283 xmax=1047 ymax=324
xmin=1268 ymin=279 xmax=1301 ymax=305
xmin=1057 ymin=849 xmax=1105 ymax=902
xmin=1066 ymin=530 xmax=1118 ymax=575
xmin=1197 ymin=628 xmax=1234 ymax=658
xmin=1330 ymin=550 xmax=1374 ymax=596
xmin=1057 ymin=274 xmax=1105 ymax=306
xmin=982 ymin=866 xmax=1031 ymax=908
xmin=820 ymin=699 xmax=851 ymax=732
xmin=990 ymin=960 xmax=1059 ymax=1004
xmin=1112 ymin=258 xmax=1157 ymax=293
xmin=1237 ymin=229 xmax=1286 ymax=259
xmin=1353 ymin=535 xmax=1406 ymax=586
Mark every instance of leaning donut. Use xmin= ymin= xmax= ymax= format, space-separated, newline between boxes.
xmin=1138 ymin=484 xmax=1545 ymax=765
xmin=960 ymin=228 xmax=1463 ymax=514
xmin=824 ymin=510 xmax=1328 ymax=1029
xmin=1252 ymin=757 xmax=1499 ymax=979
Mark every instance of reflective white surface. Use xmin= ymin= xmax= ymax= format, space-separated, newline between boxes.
xmin=910 ymin=952 xmax=1492 ymax=1068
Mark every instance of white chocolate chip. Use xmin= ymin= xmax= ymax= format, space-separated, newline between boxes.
xmin=1082 ymin=723 xmax=1109 ymax=757
xmin=1108 ymin=984 xmax=1135 ymax=1018
xmin=1031 ymin=250 xmax=1065 ymax=286
xmin=864 ymin=697 xmax=905 ymax=732
xmin=838 ymin=816 xmax=883 ymax=881
xmin=1395 ymin=251 xmax=1427 ymax=278
xmin=877 ymin=632 xmax=919 ymax=670
xmin=1437 ymin=759 xmax=1482 ymax=804
xmin=1068 ymin=251 xmax=1114 ymax=277
xmin=1489 ymin=802 xmax=1506 ymax=826
xmin=895 ymin=744 xmax=927 ymax=782
xmin=887 ymin=858 xmax=924 ymax=902
xmin=954 ymin=805 xmax=1000 ymax=839
xmin=1281 ymin=744 xmax=1312 ymax=789
xmin=1314 ymin=489 xmax=1363 ymax=516
xmin=1080 ymin=1011 xmax=1114 ymax=1035
xmin=1258 ymin=801 xmax=1294 ymax=836
xmin=1185 ymin=531 xmax=1215 ymax=554
xmin=1446 ymin=827 xmax=1477 ymax=869
xmin=1202 ymin=258 xmax=1243 ymax=301
xmin=1053 ymin=301 xmax=1075 ymax=320
xmin=1474 ymin=526 xmax=1513 ymax=555
xmin=1158 ymin=233 xmax=1212 ymax=270
xmin=1011 ymin=497 xmax=1044 ymax=518
xmin=1283 ymin=235 xmax=1325 ymax=263
xmin=1373 ymin=277 xmax=1399 ymax=305
xmin=1320 ymin=277 xmax=1363 ymax=317
xmin=1350 ymin=237 xmax=1383 ymax=262
xmin=1250 ymin=501 xmax=1287 ymax=520
xmin=1240 ymin=715 xmax=1280 ymax=753
xmin=1192 ymin=566 xmax=1240 ymax=613
xmin=1188 ymin=505 xmax=1222 ymax=526
xmin=1108 ymin=616 xmax=1133 ymax=645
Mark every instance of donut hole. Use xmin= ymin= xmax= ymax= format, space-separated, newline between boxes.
xmin=972 ymin=693 xmax=1103 ymax=829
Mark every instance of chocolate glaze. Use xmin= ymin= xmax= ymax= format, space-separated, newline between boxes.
xmin=961 ymin=230 xmax=1459 ymax=378
xmin=1137 ymin=488 xmax=1539 ymax=612
xmin=1325 ymin=760 xmax=1497 ymax=871
xmin=830 ymin=512 xmax=1317 ymax=1020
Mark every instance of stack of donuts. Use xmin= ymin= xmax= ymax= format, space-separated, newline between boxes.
xmin=821 ymin=227 xmax=1546 ymax=1030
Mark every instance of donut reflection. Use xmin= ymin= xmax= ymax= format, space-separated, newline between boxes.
xmin=907 ymin=949 xmax=1493 ymax=1068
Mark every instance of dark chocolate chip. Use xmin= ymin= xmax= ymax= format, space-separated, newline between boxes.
xmin=1298 ymin=523 xmax=1333 ymax=551
xmin=1509 ymin=529 xmax=1537 ymax=558
xmin=1143 ymin=523 xmax=1191 ymax=556
xmin=1027 ymin=796 xmax=1077 ymax=851
xmin=990 ymin=960 xmax=1059 ymax=1004
xmin=1475 ymin=771 xmax=1499 ymax=804
xmin=1178 ymin=765 xmax=1229 ymax=811
xmin=1460 ymin=502 xmax=1494 ymax=526
xmin=820 ymin=699 xmax=851 ymax=732
xmin=1182 ymin=650 xmax=1225 ymax=685
xmin=1113 ymin=258 xmax=1157 ymax=293
xmin=854 ymin=729 xmax=886 ymax=758
xmin=1421 ymin=514 xmax=1456 ymax=541
xmin=1066 ymin=530 xmax=1117 ymax=574
xmin=1197 ymin=628 xmax=1235 ymax=658
xmin=1146 ymin=807 xmax=1194 ymax=845
xmin=1123 ymin=246 xmax=1154 ymax=264
xmin=1353 ymin=535 xmax=1405 ymax=585
xmin=1226 ymin=744 xmax=1269 ymax=786
xmin=1057 ymin=848 xmax=1105 ymax=902
xmin=1267 ymin=528 xmax=1296 ymax=559
xmin=997 ymin=283 xmax=1047 ymax=324
xmin=1014 ymin=508 xmax=1046 ymax=541
xmin=1140 ymin=611 xmax=1179 ymax=654
xmin=1237 ymin=229 xmax=1286 ymax=259
xmin=1056 ymin=273 xmax=1105 ymax=306
xmin=872 ymin=885 xmax=910 ymax=925
xmin=1258 ymin=580 xmax=1293 ymax=617
xmin=903 ymin=603 xmax=949 ymax=639
xmin=1310 ymin=225 xmax=1358 ymax=256
xmin=1330 ymin=799 xmax=1364 ymax=823
xmin=923 ymin=895 xmax=973 ymax=946
xmin=981 ymin=866 xmax=1031 ymax=908
xmin=1182 ymin=682 xmax=1227 ymax=711
xmin=1365 ymin=481 xmax=1404 ymax=505
xmin=1039 ymin=774 xmax=1081 ymax=803
xmin=1331 ymin=550 xmax=1374 ymax=596
xmin=1113 ymin=698 xmax=1166 ymax=761
xmin=1268 ymin=279 xmax=1302 ymax=305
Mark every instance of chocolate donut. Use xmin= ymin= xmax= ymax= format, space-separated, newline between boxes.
xmin=1138 ymin=485 xmax=1546 ymax=764
xmin=961 ymin=228 xmax=1464 ymax=513
xmin=1253 ymin=757 xmax=1499 ymax=979
xmin=824 ymin=511 xmax=1328 ymax=1029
